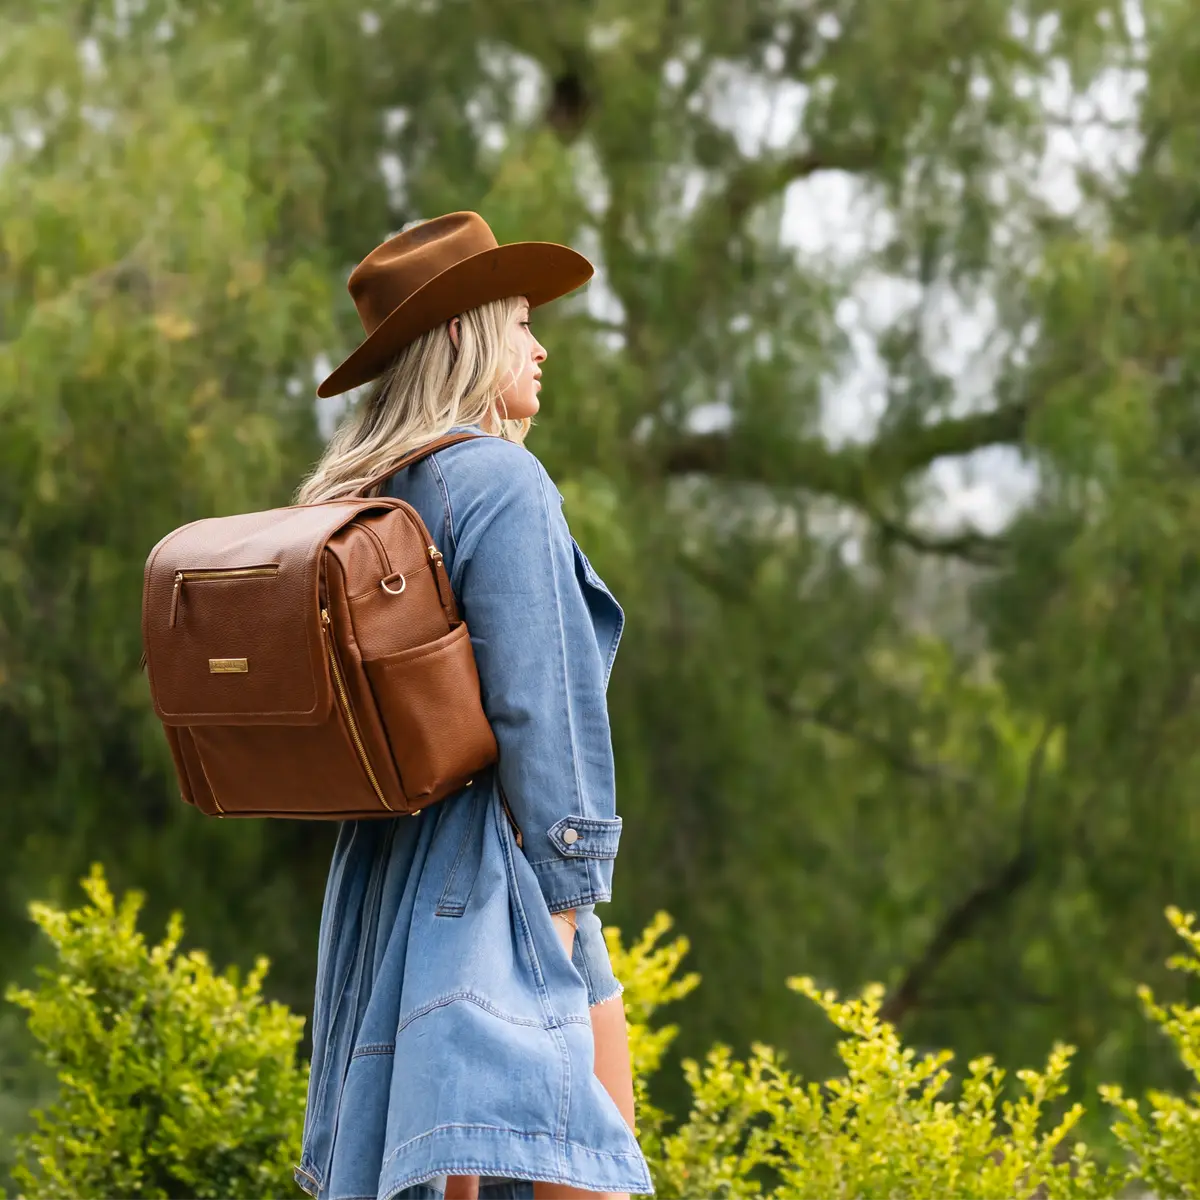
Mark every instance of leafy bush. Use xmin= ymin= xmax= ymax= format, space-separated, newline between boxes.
xmin=5 ymin=866 xmax=306 ymax=1198
xmin=612 ymin=913 xmax=1118 ymax=1198
xmin=1100 ymin=906 xmax=1200 ymax=1199
xmin=14 ymin=870 xmax=1200 ymax=1198
xmin=607 ymin=911 xmax=1200 ymax=1199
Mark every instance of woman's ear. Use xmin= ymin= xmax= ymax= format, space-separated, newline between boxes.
xmin=447 ymin=315 xmax=462 ymax=350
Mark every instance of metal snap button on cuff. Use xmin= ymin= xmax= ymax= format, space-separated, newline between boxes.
xmin=561 ymin=827 xmax=580 ymax=845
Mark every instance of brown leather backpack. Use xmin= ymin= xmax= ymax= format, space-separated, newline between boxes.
xmin=141 ymin=432 xmax=503 ymax=821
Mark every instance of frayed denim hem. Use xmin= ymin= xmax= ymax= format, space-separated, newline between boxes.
xmin=588 ymin=978 xmax=625 ymax=1009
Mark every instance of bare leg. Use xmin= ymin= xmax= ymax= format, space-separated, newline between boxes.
xmin=586 ymin=990 xmax=636 ymax=1131
xmin=445 ymin=1174 xmax=481 ymax=1200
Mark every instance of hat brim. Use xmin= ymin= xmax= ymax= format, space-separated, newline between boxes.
xmin=316 ymin=240 xmax=594 ymax=398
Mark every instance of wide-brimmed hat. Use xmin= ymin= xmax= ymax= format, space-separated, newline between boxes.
xmin=316 ymin=211 xmax=594 ymax=398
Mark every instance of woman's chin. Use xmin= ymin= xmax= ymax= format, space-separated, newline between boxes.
xmin=496 ymin=389 xmax=540 ymax=423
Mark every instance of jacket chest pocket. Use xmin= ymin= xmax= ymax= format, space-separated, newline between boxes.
xmin=435 ymin=788 xmax=486 ymax=917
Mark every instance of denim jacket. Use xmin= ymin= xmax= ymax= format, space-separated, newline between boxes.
xmin=296 ymin=429 xmax=653 ymax=1200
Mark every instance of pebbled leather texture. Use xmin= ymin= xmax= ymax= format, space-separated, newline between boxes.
xmin=141 ymin=434 xmax=498 ymax=819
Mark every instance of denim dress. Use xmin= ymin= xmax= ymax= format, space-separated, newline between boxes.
xmin=295 ymin=429 xmax=653 ymax=1200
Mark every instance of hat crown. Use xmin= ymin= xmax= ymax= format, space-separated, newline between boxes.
xmin=348 ymin=212 xmax=500 ymax=334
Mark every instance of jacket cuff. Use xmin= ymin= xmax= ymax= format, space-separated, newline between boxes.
xmin=525 ymin=815 xmax=621 ymax=912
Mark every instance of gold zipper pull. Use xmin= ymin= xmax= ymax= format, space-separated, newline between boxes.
xmin=170 ymin=572 xmax=183 ymax=627
xmin=427 ymin=545 xmax=458 ymax=624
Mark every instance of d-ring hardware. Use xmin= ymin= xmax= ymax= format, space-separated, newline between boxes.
xmin=380 ymin=572 xmax=407 ymax=595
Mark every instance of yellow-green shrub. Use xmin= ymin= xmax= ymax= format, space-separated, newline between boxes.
xmin=14 ymin=871 xmax=1200 ymax=1198
xmin=5 ymin=866 xmax=306 ymax=1199
xmin=614 ymin=920 xmax=1122 ymax=1198
xmin=1100 ymin=906 xmax=1200 ymax=1198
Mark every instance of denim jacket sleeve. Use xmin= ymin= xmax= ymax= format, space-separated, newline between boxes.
xmin=443 ymin=438 xmax=622 ymax=913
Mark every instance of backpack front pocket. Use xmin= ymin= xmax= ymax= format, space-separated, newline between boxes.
xmin=363 ymin=623 xmax=498 ymax=802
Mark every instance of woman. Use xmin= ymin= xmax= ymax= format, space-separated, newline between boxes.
xmin=292 ymin=212 xmax=653 ymax=1200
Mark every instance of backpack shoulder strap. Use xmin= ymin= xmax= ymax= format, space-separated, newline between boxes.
xmin=357 ymin=431 xmax=482 ymax=497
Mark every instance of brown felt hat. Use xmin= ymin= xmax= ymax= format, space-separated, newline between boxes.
xmin=316 ymin=211 xmax=594 ymax=398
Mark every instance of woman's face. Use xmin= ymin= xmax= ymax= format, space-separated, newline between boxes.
xmin=496 ymin=296 xmax=546 ymax=421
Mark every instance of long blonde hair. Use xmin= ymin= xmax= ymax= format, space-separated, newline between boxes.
xmin=296 ymin=296 xmax=528 ymax=504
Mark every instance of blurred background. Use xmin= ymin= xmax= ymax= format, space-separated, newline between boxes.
xmin=2 ymin=0 xmax=1199 ymax=1179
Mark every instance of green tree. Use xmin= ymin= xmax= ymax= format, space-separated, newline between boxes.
xmin=0 ymin=1 xmax=336 ymax=992
xmin=3 ymin=0 xmax=1198 ymax=1167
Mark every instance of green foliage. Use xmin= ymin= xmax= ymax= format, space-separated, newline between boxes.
xmin=607 ymin=904 xmax=1200 ymax=1199
xmin=5 ymin=866 xmax=306 ymax=1199
xmin=5 ymin=0 xmax=1200 ymax=1174
xmin=19 ymin=874 xmax=1200 ymax=1198
xmin=611 ymin=914 xmax=1122 ymax=1199
xmin=650 ymin=989 xmax=1120 ymax=1200
xmin=1101 ymin=906 xmax=1200 ymax=1198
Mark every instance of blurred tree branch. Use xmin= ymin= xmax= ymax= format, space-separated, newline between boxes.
xmin=878 ymin=844 xmax=1038 ymax=1026
xmin=878 ymin=725 xmax=1052 ymax=1026
xmin=660 ymin=403 xmax=1030 ymax=503
xmin=868 ymin=507 xmax=1009 ymax=566
xmin=717 ymin=137 xmax=889 ymax=229
xmin=768 ymin=687 xmax=975 ymax=791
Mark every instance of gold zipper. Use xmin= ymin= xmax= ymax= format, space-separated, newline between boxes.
xmin=178 ymin=566 xmax=279 ymax=582
xmin=170 ymin=565 xmax=280 ymax=627
xmin=322 ymin=608 xmax=394 ymax=813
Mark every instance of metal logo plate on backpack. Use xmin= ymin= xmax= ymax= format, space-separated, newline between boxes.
xmin=209 ymin=658 xmax=249 ymax=674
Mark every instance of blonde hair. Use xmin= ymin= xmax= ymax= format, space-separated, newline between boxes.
xmin=296 ymin=295 xmax=528 ymax=504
